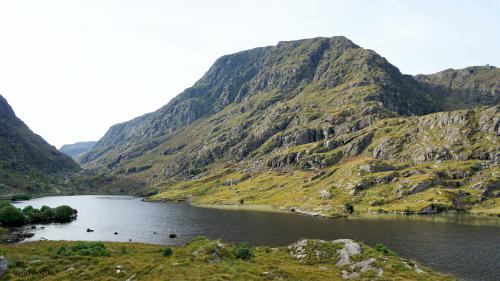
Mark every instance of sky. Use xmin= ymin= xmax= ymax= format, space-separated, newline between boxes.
xmin=0 ymin=0 xmax=499 ymax=148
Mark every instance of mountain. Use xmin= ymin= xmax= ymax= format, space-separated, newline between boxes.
xmin=80 ymin=36 xmax=500 ymax=216
xmin=60 ymin=141 xmax=96 ymax=160
xmin=0 ymin=95 xmax=80 ymax=195
xmin=415 ymin=65 xmax=500 ymax=109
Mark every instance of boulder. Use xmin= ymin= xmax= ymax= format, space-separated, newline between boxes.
xmin=332 ymin=239 xmax=361 ymax=266
xmin=318 ymin=190 xmax=331 ymax=200
xmin=0 ymin=256 xmax=8 ymax=277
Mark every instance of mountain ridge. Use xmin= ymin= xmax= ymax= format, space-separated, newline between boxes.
xmin=60 ymin=141 xmax=96 ymax=160
xmin=78 ymin=36 xmax=499 ymax=215
xmin=0 ymin=95 xmax=80 ymax=195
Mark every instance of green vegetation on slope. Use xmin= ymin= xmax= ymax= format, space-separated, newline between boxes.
xmin=76 ymin=37 xmax=499 ymax=216
xmin=0 ymin=238 xmax=454 ymax=280
xmin=148 ymin=106 xmax=499 ymax=216
xmin=0 ymin=95 xmax=80 ymax=196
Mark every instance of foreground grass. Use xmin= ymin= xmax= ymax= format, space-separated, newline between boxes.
xmin=0 ymin=238 xmax=455 ymax=281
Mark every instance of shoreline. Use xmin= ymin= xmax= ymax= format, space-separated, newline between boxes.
xmin=189 ymin=201 xmax=500 ymax=226
xmin=8 ymin=193 xmax=500 ymax=227
xmin=0 ymin=238 xmax=456 ymax=281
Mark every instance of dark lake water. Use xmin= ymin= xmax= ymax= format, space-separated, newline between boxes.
xmin=12 ymin=195 xmax=500 ymax=281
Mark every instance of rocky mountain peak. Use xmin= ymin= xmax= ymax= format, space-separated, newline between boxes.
xmin=81 ymin=37 xmax=499 ymax=186
xmin=0 ymin=95 xmax=16 ymax=119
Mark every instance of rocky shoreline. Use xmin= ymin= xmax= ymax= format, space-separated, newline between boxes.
xmin=0 ymin=227 xmax=34 ymax=243
xmin=150 ymin=197 xmax=500 ymax=226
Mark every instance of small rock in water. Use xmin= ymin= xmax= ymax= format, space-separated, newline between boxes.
xmin=129 ymin=239 xmax=132 ymax=242
xmin=114 ymin=232 xmax=118 ymax=235
xmin=153 ymin=232 xmax=157 ymax=235
xmin=30 ymin=225 xmax=36 ymax=229
xmin=86 ymin=228 xmax=94 ymax=232
xmin=169 ymin=233 xmax=177 ymax=238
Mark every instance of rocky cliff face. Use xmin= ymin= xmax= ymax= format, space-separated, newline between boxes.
xmin=0 ymin=95 xmax=80 ymax=194
xmin=80 ymin=36 xmax=499 ymax=215
xmin=81 ymin=37 xmax=441 ymax=166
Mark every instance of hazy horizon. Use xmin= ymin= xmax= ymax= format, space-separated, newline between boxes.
xmin=1 ymin=0 xmax=499 ymax=148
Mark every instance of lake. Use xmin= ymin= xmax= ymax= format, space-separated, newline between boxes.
xmin=12 ymin=195 xmax=500 ymax=281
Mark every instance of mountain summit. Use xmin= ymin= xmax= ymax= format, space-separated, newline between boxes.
xmin=80 ymin=36 xmax=499 ymax=216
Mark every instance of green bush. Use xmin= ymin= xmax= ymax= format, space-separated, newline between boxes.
xmin=0 ymin=201 xmax=11 ymax=209
xmin=375 ymin=243 xmax=396 ymax=256
xmin=163 ymin=247 xmax=173 ymax=257
xmin=344 ymin=203 xmax=354 ymax=214
xmin=233 ymin=243 xmax=253 ymax=260
xmin=56 ymin=245 xmax=67 ymax=255
xmin=57 ymin=242 xmax=110 ymax=257
xmin=0 ymin=205 xmax=25 ymax=226
xmin=39 ymin=205 xmax=55 ymax=221
xmin=21 ymin=205 xmax=77 ymax=224
xmin=22 ymin=206 xmax=42 ymax=222
xmin=53 ymin=205 xmax=77 ymax=222
xmin=11 ymin=194 xmax=31 ymax=201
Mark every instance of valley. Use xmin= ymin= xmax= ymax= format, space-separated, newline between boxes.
xmin=0 ymin=36 xmax=498 ymax=281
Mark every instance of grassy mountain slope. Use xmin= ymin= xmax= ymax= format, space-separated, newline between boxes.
xmin=0 ymin=95 xmax=80 ymax=195
xmin=80 ymin=37 xmax=500 ymax=216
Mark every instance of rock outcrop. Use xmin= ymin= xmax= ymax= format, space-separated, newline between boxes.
xmin=288 ymin=239 xmax=409 ymax=279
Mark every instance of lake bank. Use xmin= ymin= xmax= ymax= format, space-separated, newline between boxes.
xmin=8 ymin=195 xmax=500 ymax=281
xmin=0 ymin=238 xmax=454 ymax=280
xmin=165 ymin=199 xmax=500 ymax=227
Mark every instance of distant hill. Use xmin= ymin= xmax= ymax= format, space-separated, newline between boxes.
xmin=80 ymin=36 xmax=499 ymax=216
xmin=60 ymin=141 xmax=96 ymax=160
xmin=0 ymin=95 xmax=80 ymax=195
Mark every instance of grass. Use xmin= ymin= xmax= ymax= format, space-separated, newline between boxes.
xmin=150 ymin=156 xmax=500 ymax=220
xmin=0 ymin=238 xmax=455 ymax=281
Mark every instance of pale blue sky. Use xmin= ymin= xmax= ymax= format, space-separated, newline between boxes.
xmin=0 ymin=0 xmax=498 ymax=147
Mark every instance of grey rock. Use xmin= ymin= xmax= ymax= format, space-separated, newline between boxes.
xmin=342 ymin=270 xmax=359 ymax=279
xmin=414 ymin=264 xmax=426 ymax=274
xmin=318 ymin=189 xmax=331 ymax=199
xmin=333 ymin=239 xmax=361 ymax=266
xmin=0 ymin=256 xmax=8 ymax=277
